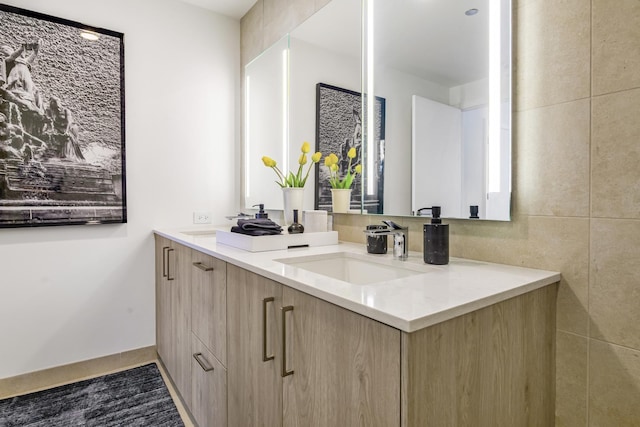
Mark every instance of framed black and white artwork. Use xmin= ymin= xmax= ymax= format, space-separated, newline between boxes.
xmin=0 ymin=4 xmax=125 ymax=228
xmin=314 ymin=83 xmax=385 ymax=214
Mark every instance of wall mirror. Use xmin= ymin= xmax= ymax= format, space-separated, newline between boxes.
xmin=367 ymin=0 xmax=512 ymax=220
xmin=243 ymin=0 xmax=361 ymax=212
xmin=244 ymin=0 xmax=512 ymax=221
xmin=244 ymin=35 xmax=289 ymax=211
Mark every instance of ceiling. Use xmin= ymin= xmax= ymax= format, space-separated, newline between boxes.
xmin=181 ymin=0 xmax=501 ymax=88
xmin=177 ymin=0 xmax=258 ymax=19
xmin=290 ymin=0 xmax=492 ymax=88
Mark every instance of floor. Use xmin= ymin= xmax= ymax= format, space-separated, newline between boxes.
xmin=1 ymin=354 xmax=194 ymax=427
xmin=151 ymin=359 xmax=195 ymax=427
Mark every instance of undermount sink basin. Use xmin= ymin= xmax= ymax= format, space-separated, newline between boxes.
xmin=275 ymin=252 xmax=433 ymax=285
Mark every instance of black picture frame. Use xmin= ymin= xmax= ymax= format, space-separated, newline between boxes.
xmin=314 ymin=83 xmax=385 ymax=213
xmin=0 ymin=4 xmax=126 ymax=228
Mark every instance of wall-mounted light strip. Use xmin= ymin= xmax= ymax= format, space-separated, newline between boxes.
xmin=282 ymin=48 xmax=289 ymax=175
xmin=245 ymin=75 xmax=251 ymax=198
xmin=366 ymin=0 xmax=375 ymax=196
xmin=487 ymin=0 xmax=501 ymax=193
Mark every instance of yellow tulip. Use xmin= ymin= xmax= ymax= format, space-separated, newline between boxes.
xmin=330 ymin=153 xmax=339 ymax=164
xmin=324 ymin=154 xmax=335 ymax=167
xmin=262 ymin=156 xmax=276 ymax=168
xmin=355 ymin=164 xmax=362 ymax=174
xmin=347 ymin=147 xmax=356 ymax=159
xmin=262 ymin=141 xmax=315 ymax=188
xmin=330 ymin=163 xmax=339 ymax=172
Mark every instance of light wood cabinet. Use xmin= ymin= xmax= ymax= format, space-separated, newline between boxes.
xmin=191 ymin=334 xmax=227 ymax=427
xmin=400 ymin=284 xmax=557 ymax=427
xmin=155 ymin=236 xmax=192 ymax=407
xmin=156 ymin=238 xmax=228 ymax=427
xmin=156 ymin=238 xmax=556 ymax=427
xmin=281 ymin=286 xmax=401 ymax=427
xmin=191 ymin=251 xmax=227 ymax=366
xmin=155 ymin=236 xmax=170 ymax=372
xmin=190 ymin=251 xmax=228 ymax=427
xmin=227 ymin=264 xmax=401 ymax=427
xmin=227 ymin=264 xmax=283 ymax=427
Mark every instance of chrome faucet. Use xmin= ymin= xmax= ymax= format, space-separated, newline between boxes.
xmin=364 ymin=220 xmax=409 ymax=260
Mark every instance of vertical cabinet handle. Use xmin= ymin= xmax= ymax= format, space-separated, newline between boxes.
xmin=166 ymin=248 xmax=175 ymax=281
xmin=193 ymin=352 xmax=214 ymax=372
xmin=192 ymin=261 xmax=213 ymax=272
xmin=162 ymin=246 xmax=169 ymax=278
xmin=281 ymin=305 xmax=294 ymax=377
xmin=262 ymin=297 xmax=275 ymax=362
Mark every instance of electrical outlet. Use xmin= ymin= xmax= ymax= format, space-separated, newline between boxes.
xmin=193 ymin=211 xmax=212 ymax=224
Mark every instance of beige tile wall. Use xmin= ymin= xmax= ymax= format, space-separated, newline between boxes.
xmin=241 ymin=0 xmax=640 ymax=425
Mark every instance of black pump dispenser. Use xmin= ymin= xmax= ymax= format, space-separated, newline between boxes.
xmin=253 ymin=204 xmax=268 ymax=219
xmin=422 ymin=206 xmax=449 ymax=265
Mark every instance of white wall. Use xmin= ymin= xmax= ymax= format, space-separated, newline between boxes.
xmin=0 ymin=0 xmax=239 ymax=379
xmin=461 ymin=106 xmax=487 ymax=217
xmin=449 ymin=78 xmax=489 ymax=110
xmin=411 ymin=95 xmax=462 ymax=218
xmin=374 ymin=66 xmax=449 ymax=215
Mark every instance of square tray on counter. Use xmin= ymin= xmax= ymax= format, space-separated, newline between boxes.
xmin=216 ymin=230 xmax=338 ymax=252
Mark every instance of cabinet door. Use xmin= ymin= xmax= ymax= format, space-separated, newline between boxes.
xmin=282 ymin=287 xmax=401 ymax=427
xmin=171 ymin=243 xmax=193 ymax=407
xmin=154 ymin=237 xmax=192 ymax=407
xmin=155 ymin=236 xmax=172 ymax=375
xmin=227 ymin=265 xmax=283 ymax=427
xmin=191 ymin=334 xmax=227 ymax=427
xmin=191 ymin=251 xmax=227 ymax=367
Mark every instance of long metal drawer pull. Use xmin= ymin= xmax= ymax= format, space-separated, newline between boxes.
xmin=281 ymin=305 xmax=294 ymax=377
xmin=162 ymin=247 xmax=169 ymax=278
xmin=193 ymin=352 xmax=214 ymax=372
xmin=262 ymin=297 xmax=275 ymax=362
xmin=192 ymin=262 xmax=213 ymax=272
xmin=167 ymin=248 xmax=175 ymax=281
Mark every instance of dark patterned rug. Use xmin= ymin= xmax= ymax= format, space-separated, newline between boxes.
xmin=0 ymin=363 xmax=184 ymax=426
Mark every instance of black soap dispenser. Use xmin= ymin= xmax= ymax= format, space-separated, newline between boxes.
xmin=253 ymin=204 xmax=268 ymax=219
xmin=423 ymin=206 xmax=449 ymax=265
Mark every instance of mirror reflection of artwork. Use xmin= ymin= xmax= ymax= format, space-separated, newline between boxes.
xmin=0 ymin=4 xmax=125 ymax=228
xmin=314 ymin=83 xmax=385 ymax=213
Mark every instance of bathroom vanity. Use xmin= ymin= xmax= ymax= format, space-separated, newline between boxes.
xmin=154 ymin=229 xmax=560 ymax=426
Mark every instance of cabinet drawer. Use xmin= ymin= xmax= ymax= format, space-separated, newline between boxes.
xmin=191 ymin=334 xmax=227 ymax=427
xmin=191 ymin=251 xmax=227 ymax=367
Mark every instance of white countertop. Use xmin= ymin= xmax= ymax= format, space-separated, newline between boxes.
xmin=154 ymin=227 xmax=560 ymax=333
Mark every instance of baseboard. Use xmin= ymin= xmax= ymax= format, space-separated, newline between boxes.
xmin=155 ymin=356 xmax=196 ymax=426
xmin=0 ymin=346 xmax=158 ymax=399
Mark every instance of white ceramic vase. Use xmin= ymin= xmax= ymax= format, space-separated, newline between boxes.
xmin=331 ymin=188 xmax=352 ymax=213
xmin=282 ymin=187 xmax=304 ymax=226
